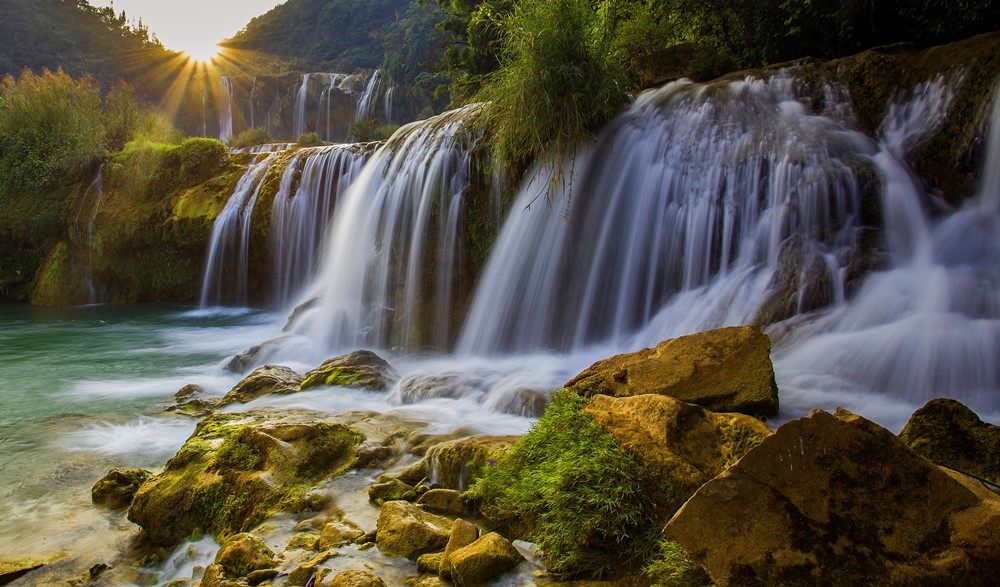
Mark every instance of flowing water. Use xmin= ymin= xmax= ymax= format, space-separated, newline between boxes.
xmin=3 ymin=72 xmax=1000 ymax=584
xmin=219 ymin=76 xmax=234 ymax=143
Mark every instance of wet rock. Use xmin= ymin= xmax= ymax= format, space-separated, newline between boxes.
xmin=375 ymin=500 xmax=453 ymax=559
xmin=368 ymin=477 xmax=415 ymax=505
xmin=584 ymin=394 xmax=771 ymax=518
xmin=665 ymin=408 xmax=1000 ymax=586
xmin=564 ymin=324 xmax=779 ymax=416
xmin=329 ymin=569 xmax=387 ymax=587
xmin=215 ymin=533 xmax=275 ymax=578
xmin=226 ymin=334 xmax=297 ymax=374
xmin=440 ymin=518 xmax=479 ymax=580
xmin=282 ymin=297 xmax=320 ymax=333
xmin=166 ymin=397 xmax=222 ymax=418
xmin=219 ymin=365 xmax=304 ymax=406
xmin=406 ymin=577 xmax=448 ymax=587
xmin=128 ymin=411 xmax=363 ymax=547
xmin=900 ymin=397 xmax=1000 ymax=484
xmin=174 ymin=384 xmax=204 ymax=403
xmin=284 ymin=532 xmax=320 ymax=552
xmin=417 ymin=488 xmax=466 ymax=516
xmin=448 ymin=532 xmax=522 ymax=586
xmin=300 ymin=350 xmax=398 ymax=391
xmin=399 ymin=436 xmax=520 ymax=491
xmin=319 ymin=521 xmax=364 ymax=549
xmin=416 ymin=552 xmax=443 ymax=574
xmin=0 ymin=557 xmax=57 ymax=585
xmin=92 ymin=467 xmax=154 ymax=509
xmin=395 ymin=373 xmax=476 ymax=403
xmin=246 ymin=569 xmax=279 ymax=586
xmin=755 ymin=235 xmax=835 ymax=325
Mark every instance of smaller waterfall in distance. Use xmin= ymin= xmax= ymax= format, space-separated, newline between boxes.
xmin=355 ymin=69 xmax=382 ymax=122
xmin=219 ymin=77 xmax=234 ymax=143
xmin=249 ymin=76 xmax=258 ymax=129
xmin=73 ymin=164 xmax=105 ymax=304
xmin=270 ymin=143 xmax=373 ymax=307
xmin=293 ymin=74 xmax=312 ymax=139
xmin=317 ymin=74 xmax=349 ymax=141
xmin=289 ymin=105 xmax=483 ymax=351
xmin=200 ymin=147 xmax=287 ymax=307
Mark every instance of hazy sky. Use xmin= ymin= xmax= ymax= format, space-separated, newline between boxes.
xmin=92 ymin=0 xmax=287 ymax=57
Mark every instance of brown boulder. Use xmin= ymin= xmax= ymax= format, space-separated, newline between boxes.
xmin=665 ymin=408 xmax=1000 ymax=586
xmin=448 ymin=532 xmax=523 ymax=586
xmin=900 ymin=397 xmax=1000 ymax=484
xmin=329 ymin=570 xmax=387 ymax=587
xmin=219 ymin=365 xmax=303 ymax=406
xmin=300 ymin=350 xmax=397 ymax=391
xmin=440 ymin=518 xmax=479 ymax=580
xmin=583 ymin=394 xmax=771 ymax=518
xmin=418 ymin=488 xmax=466 ymax=516
xmin=91 ymin=467 xmax=154 ymax=509
xmin=564 ymin=325 xmax=778 ymax=416
xmin=375 ymin=500 xmax=453 ymax=559
xmin=214 ymin=533 xmax=275 ymax=578
xmin=399 ymin=436 xmax=520 ymax=491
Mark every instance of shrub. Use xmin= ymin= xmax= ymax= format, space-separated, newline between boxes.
xmin=295 ymin=132 xmax=321 ymax=146
xmin=176 ymin=137 xmax=227 ymax=183
xmin=685 ymin=44 xmax=739 ymax=82
xmin=227 ymin=127 xmax=273 ymax=149
xmin=466 ymin=390 xmax=658 ymax=578
xmin=348 ymin=118 xmax=400 ymax=142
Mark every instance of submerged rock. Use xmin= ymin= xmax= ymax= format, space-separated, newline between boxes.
xmin=300 ymin=350 xmax=398 ymax=391
xmin=91 ymin=467 xmax=154 ymax=509
xmin=128 ymin=410 xmax=363 ymax=547
xmin=665 ymin=408 xmax=1000 ymax=586
xmin=226 ymin=334 xmax=298 ymax=374
xmin=219 ymin=364 xmax=304 ymax=406
xmin=375 ymin=500 xmax=453 ymax=559
xmin=900 ymin=397 xmax=1000 ymax=484
xmin=564 ymin=324 xmax=779 ymax=416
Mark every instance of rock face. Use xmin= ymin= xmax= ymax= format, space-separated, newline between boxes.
xmin=563 ymin=324 xmax=779 ymax=416
xmin=91 ymin=467 xmax=154 ymax=509
xmin=583 ymin=394 xmax=771 ymax=518
xmin=665 ymin=408 xmax=1000 ymax=586
xmin=448 ymin=532 xmax=523 ymax=586
xmin=375 ymin=500 xmax=453 ymax=559
xmin=900 ymin=397 xmax=1000 ymax=484
xmin=300 ymin=350 xmax=397 ymax=391
xmin=128 ymin=411 xmax=363 ymax=547
xmin=219 ymin=365 xmax=304 ymax=406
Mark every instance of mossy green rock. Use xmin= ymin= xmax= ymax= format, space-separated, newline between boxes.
xmin=448 ymin=532 xmax=523 ymax=587
xmin=128 ymin=410 xmax=363 ymax=547
xmin=329 ymin=570 xmax=387 ymax=587
xmin=665 ymin=408 xmax=1000 ymax=586
xmin=900 ymin=398 xmax=1000 ymax=484
xmin=400 ymin=436 xmax=520 ymax=491
xmin=375 ymin=500 xmax=453 ymax=559
xmin=564 ymin=325 xmax=779 ymax=417
xmin=91 ymin=467 xmax=154 ymax=509
xmin=368 ymin=477 xmax=415 ymax=505
xmin=214 ymin=533 xmax=275 ymax=578
xmin=300 ymin=350 xmax=397 ymax=391
xmin=219 ymin=365 xmax=304 ymax=407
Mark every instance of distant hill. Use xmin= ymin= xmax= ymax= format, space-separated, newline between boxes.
xmin=225 ymin=0 xmax=413 ymax=71
xmin=0 ymin=0 xmax=170 ymax=89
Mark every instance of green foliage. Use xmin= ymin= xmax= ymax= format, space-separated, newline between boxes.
xmin=176 ymin=138 xmax=228 ymax=183
xmin=296 ymin=132 xmax=322 ymax=146
xmin=644 ymin=538 xmax=714 ymax=587
xmin=685 ymin=45 xmax=739 ymax=82
xmin=349 ymin=118 xmax=401 ymax=142
xmin=466 ymin=390 xmax=658 ymax=578
xmin=476 ymin=0 xmax=629 ymax=173
xmin=227 ymin=127 xmax=273 ymax=149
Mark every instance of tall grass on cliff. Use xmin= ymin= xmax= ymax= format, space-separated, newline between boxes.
xmin=475 ymin=0 xmax=629 ymax=176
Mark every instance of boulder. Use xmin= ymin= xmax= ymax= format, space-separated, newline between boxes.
xmin=448 ymin=532 xmax=523 ymax=586
xmin=440 ymin=518 xmax=479 ymax=580
xmin=583 ymin=394 xmax=771 ymax=518
xmin=225 ymin=334 xmax=297 ymax=374
xmin=900 ymin=397 xmax=1000 ymax=484
xmin=665 ymin=408 xmax=1000 ymax=586
xmin=285 ymin=532 xmax=320 ymax=552
xmin=564 ymin=324 xmax=779 ymax=416
xmin=214 ymin=533 xmax=275 ymax=578
xmin=399 ymin=436 xmax=520 ymax=491
xmin=91 ymin=467 xmax=154 ymax=509
xmin=368 ymin=477 xmax=415 ymax=505
xmin=300 ymin=350 xmax=398 ymax=391
xmin=319 ymin=521 xmax=365 ymax=549
xmin=128 ymin=411 xmax=363 ymax=547
xmin=219 ymin=365 xmax=303 ymax=406
xmin=174 ymin=384 xmax=204 ymax=403
xmin=329 ymin=570 xmax=387 ymax=587
xmin=416 ymin=552 xmax=443 ymax=574
xmin=418 ymin=488 xmax=466 ymax=516
xmin=375 ymin=500 xmax=453 ymax=559
xmin=166 ymin=397 xmax=221 ymax=418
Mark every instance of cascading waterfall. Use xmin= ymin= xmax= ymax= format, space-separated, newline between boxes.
xmin=384 ymin=84 xmax=395 ymax=124
xmin=293 ymin=73 xmax=312 ymax=139
xmin=249 ymin=76 xmax=257 ymax=129
xmin=317 ymin=73 xmax=348 ymax=141
xmin=355 ymin=69 xmax=382 ymax=122
xmin=72 ymin=164 xmax=106 ymax=304
xmin=270 ymin=144 xmax=373 ymax=307
xmin=459 ymin=75 xmax=876 ymax=354
xmin=219 ymin=76 xmax=234 ymax=143
xmin=288 ymin=105 xmax=483 ymax=351
xmin=200 ymin=148 xmax=287 ymax=307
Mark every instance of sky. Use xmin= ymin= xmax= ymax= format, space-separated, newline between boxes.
xmin=92 ymin=0 xmax=287 ymax=59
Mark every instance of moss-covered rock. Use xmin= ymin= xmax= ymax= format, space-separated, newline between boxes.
xmin=300 ymin=350 xmax=398 ymax=391
xmin=564 ymin=324 xmax=779 ymax=417
xmin=440 ymin=518 xmax=479 ymax=580
xmin=375 ymin=500 xmax=454 ymax=560
xmin=219 ymin=365 xmax=304 ymax=407
xmin=400 ymin=436 xmax=520 ymax=491
xmin=900 ymin=398 xmax=1000 ymax=484
xmin=665 ymin=408 xmax=1000 ymax=586
xmin=214 ymin=533 xmax=275 ymax=578
xmin=368 ymin=477 xmax=416 ymax=505
xmin=329 ymin=570 xmax=388 ymax=587
xmin=418 ymin=489 xmax=466 ymax=516
xmin=448 ymin=532 xmax=523 ymax=587
xmin=128 ymin=410 xmax=363 ymax=547
xmin=91 ymin=467 xmax=154 ymax=509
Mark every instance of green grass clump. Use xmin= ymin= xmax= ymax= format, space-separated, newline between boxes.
xmin=644 ymin=538 xmax=714 ymax=587
xmin=227 ymin=127 xmax=273 ymax=149
xmin=296 ymin=132 xmax=322 ymax=146
xmin=466 ymin=389 xmax=658 ymax=578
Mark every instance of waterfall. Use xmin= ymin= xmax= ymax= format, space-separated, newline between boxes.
xmin=219 ymin=77 xmax=234 ymax=143
xmin=73 ymin=164 xmax=105 ymax=305
xmin=317 ymin=73 xmax=348 ymax=141
xmin=384 ymin=84 xmax=395 ymax=124
xmin=249 ymin=76 xmax=257 ymax=129
xmin=200 ymin=149 xmax=287 ymax=307
xmin=270 ymin=144 xmax=373 ymax=307
xmin=293 ymin=73 xmax=312 ymax=139
xmin=982 ymin=79 xmax=1000 ymax=215
xmin=288 ymin=105 xmax=482 ymax=351
xmin=355 ymin=69 xmax=382 ymax=122
xmin=459 ymin=75 xmax=876 ymax=354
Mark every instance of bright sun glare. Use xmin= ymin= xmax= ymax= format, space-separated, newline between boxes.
xmin=182 ymin=42 xmax=222 ymax=64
